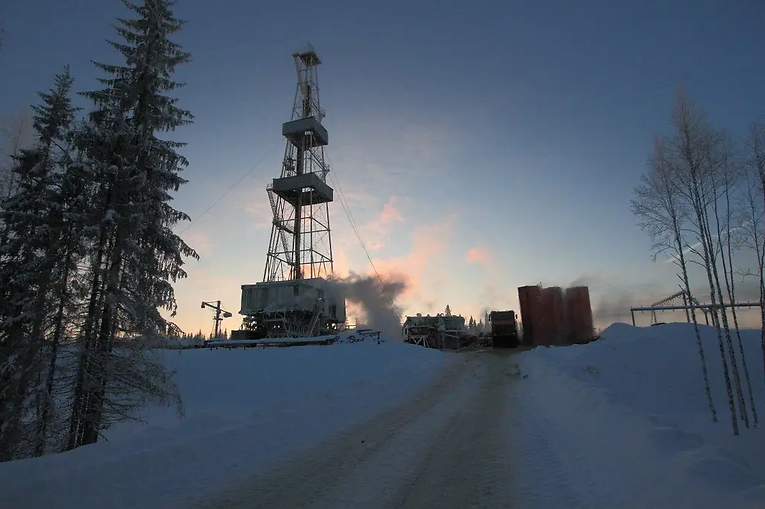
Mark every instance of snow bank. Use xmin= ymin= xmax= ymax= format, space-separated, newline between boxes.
xmin=0 ymin=341 xmax=449 ymax=509
xmin=513 ymin=322 xmax=765 ymax=509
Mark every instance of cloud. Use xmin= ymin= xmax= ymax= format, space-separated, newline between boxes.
xmin=231 ymin=175 xmax=273 ymax=229
xmin=466 ymin=247 xmax=491 ymax=267
xmin=568 ymin=273 xmax=602 ymax=288
xmin=182 ymin=230 xmax=213 ymax=257
xmin=370 ymin=217 xmax=454 ymax=306
xmin=328 ymin=215 xmax=457 ymax=320
xmin=331 ymin=240 xmax=354 ymax=278
xmin=363 ymin=197 xmax=405 ymax=251
xmin=243 ymin=201 xmax=272 ymax=228
xmin=465 ymin=247 xmax=509 ymax=317
xmin=328 ymin=117 xmax=462 ymax=201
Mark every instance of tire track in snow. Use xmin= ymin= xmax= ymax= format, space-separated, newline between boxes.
xmin=299 ymin=355 xmax=493 ymax=508
xmin=379 ymin=352 xmax=516 ymax=508
xmin=507 ymin=382 xmax=585 ymax=509
xmin=193 ymin=353 xmax=480 ymax=509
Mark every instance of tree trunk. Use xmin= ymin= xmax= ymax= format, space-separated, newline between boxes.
xmin=677 ymin=250 xmax=717 ymax=422
xmin=722 ymin=178 xmax=758 ymax=427
xmin=691 ymin=179 xmax=739 ymax=436
xmin=669 ymin=193 xmax=717 ymax=422
xmin=29 ymin=265 xmax=53 ymax=456
xmin=711 ymin=187 xmax=749 ymax=428
xmin=66 ymin=215 xmax=110 ymax=451
xmin=81 ymin=223 xmax=124 ymax=446
xmin=34 ymin=246 xmax=73 ymax=456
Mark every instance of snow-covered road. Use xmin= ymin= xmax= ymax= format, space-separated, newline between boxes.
xmin=194 ymin=346 xmax=764 ymax=509
xmin=195 ymin=350 xmax=517 ymax=509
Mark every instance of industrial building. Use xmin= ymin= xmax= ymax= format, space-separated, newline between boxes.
xmin=518 ymin=284 xmax=595 ymax=346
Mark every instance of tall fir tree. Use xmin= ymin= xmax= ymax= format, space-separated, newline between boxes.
xmin=67 ymin=0 xmax=196 ymax=450
xmin=0 ymin=66 xmax=79 ymax=459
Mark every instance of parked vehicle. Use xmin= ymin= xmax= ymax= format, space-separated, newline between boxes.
xmin=489 ymin=310 xmax=520 ymax=348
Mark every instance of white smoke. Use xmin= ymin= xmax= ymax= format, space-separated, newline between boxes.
xmin=327 ymin=272 xmax=407 ymax=341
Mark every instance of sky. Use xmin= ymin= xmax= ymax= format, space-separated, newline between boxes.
xmin=1 ymin=0 xmax=765 ymax=336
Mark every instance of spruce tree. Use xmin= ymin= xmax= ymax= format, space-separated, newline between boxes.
xmin=0 ymin=66 xmax=79 ymax=459
xmin=67 ymin=0 xmax=196 ymax=449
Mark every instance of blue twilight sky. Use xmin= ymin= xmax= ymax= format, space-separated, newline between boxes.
xmin=1 ymin=0 xmax=764 ymax=334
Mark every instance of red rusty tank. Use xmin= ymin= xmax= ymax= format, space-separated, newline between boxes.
xmin=517 ymin=285 xmax=543 ymax=346
xmin=541 ymin=286 xmax=566 ymax=345
xmin=565 ymin=286 xmax=594 ymax=343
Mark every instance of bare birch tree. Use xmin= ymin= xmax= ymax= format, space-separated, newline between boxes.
xmin=632 ymin=136 xmax=718 ymax=422
xmin=708 ymin=137 xmax=755 ymax=428
xmin=741 ymin=122 xmax=765 ymax=385
xmin=670 ymin=91 xmax=740 ymax=435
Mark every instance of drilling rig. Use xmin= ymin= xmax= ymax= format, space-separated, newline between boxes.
xmin=234 ymin=45 xmax=346 ymax=340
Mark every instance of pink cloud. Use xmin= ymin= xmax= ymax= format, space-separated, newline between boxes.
xmin=362 ymin=197 xmax=405 ymax=251
xmin=242 ymin=200 xmax=272 ymax=229
xmin=182 ymin=230 xmax=213 ymax=257
xmin=368 ymin=216 xmax=455 ymax=306
xmin=466 ymin=247 xmax=491 ymax=267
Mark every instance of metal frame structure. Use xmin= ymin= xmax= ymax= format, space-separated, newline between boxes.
xmin=233 ymin=46 xmax=344 ymax=341
xmin=264 ymin=44 xmax=334 ymax=282
xmin=630 ymin=289 xmax=761 ymax=327
xmin=201 ymin=300 xmax=232 ymax=339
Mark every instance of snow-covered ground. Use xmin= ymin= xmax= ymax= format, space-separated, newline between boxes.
xmin=1 ymin=323 xmax=764 ymax=509
xmin=0 ymin=336 xmax=450 ymax=509
xmin=511 ymin=322 xmax=765 ymax=508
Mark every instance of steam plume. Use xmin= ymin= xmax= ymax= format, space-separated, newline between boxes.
xmin=328 ymin=272 xmax=407 ymax=341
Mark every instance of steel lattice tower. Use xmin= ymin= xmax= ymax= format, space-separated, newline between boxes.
xmin=264 ymin=45 xmax=334 ymax=282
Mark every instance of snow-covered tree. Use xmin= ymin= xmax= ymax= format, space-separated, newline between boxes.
xmin=67 ymin=0 xmax=196 ymax=450
xmin=0 ymin=110 xmax=36 ymax=233
xmin=0 ymin=66 xmax=79 ymax=459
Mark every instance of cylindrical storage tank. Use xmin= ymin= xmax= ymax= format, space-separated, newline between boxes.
xmin=518 ymin=285 xmax=543 ymax=346
xmin=565 ymin=286 xmax=594 ymax=343
xmin=541 ymin=286 xmax=566 ymax=345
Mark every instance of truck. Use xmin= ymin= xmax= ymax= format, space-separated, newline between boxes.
xmin=489 ymin=310 xmax=520 ymax=348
